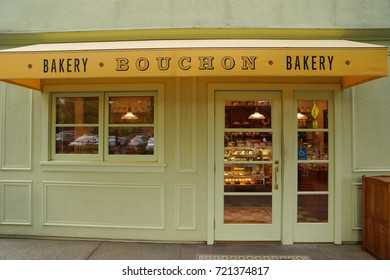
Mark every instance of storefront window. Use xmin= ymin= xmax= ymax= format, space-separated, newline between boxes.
xmin=52 ymin=91 xmax=157 ymax=161
xmin=55 ymin=96 xmax=100 ymax=155
xmin=108 ymin=96 xmax=154 ymax=155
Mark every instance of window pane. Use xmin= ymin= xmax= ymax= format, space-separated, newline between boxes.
xmin=297 ymin=100 xmax=328 ymax=129
xmin=108 ymin=127 xmax=154 ymax=155
xmin=56 ymin=97 xmax=99 ymax=124
xmin=224 ymin=132 xmax=272 ymax=161
xmin=109 ymin=96 xmax=154 ymax=124
xmin=224 ymin=195 xmax=272 ymax=224
xmin=224 ymin=164 xmax=272 ymax=192
xmin=56 ymin=127 xmax=98 ymax=154
xmin=225 ymin=101 xmax=272 ymax=128
xmin=297 ymin=131 xmax=328 ymax=160
xmin=298 ymin=163 xmax=328 ymax=191
xmin=297 ymin=195 xmax=328 ymax=223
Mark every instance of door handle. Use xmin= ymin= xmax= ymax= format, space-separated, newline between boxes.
xmin=274 ymin=160 xmax=279 ymax=190
xmin=274 ymin=166 xmax=279 ymax=190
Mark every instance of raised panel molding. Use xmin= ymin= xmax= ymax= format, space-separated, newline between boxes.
xmin=352 ymin=183 xmax=362 ymax=231
xmin=43 ymin=181 xmax=164 ymax=229
xmin=0 ymin=180 xmax=32 ymax=225
xmin=175 ymin=78 xmax=197 ymax=172
xmin=175 ymin=184 xmax=196 ymax=230
xmin=352 ymin=87 xmax=390 ymax=172
xmin=0 ymin=83 xmax=33 ymax=170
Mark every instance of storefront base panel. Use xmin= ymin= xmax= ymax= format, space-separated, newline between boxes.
xmin=0 ymin=179 xmax=206 ymax=242
xmin=42 ymin=182 xmax=164 ymax=229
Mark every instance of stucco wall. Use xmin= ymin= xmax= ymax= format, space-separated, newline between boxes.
xmin=1 ymin=0 xmax=389 ymax=33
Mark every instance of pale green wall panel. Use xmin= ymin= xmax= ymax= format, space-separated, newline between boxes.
xmin=175 ymin=184 xmax=196 ymax=230
xmin=43 ymin=182 xmax=164 ymax=229
xmin=176 ymin=78 xmax=197 ymax=172
xmin=0 ymin=181 xmax=32 ymax=225
xmin=0 ymin=84 xmax=32 ymax=170
xmin=352 ymin=60 xmax=390 ymax=171
xmin=1 ymin=0 xmax=389 ymax=33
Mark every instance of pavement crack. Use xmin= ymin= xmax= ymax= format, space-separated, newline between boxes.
xmin=87 ymin=241 xmax=103 ymax=260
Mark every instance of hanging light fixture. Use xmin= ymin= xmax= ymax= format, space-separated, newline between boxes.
xmin=297 ymin=106 xmax=307 ymax=120
xmin=297 ymin=112 xmax=307 ymax=120
xmin=121 ymin=108 xmax=138 ymax=120
xmin=121 ymin=97 xmax=138 ymax=120
xmin=248 ymin=107 xmax=265 ymax=120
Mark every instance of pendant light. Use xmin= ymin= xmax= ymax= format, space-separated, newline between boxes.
xmin=121 ymin=108 xmax=138 ymax=120
xmin=297 ymin=112 xmax=307 ymax=120
xmin=121 ymin=97 xmax=138 ymax=120
xmin=248 ymin=107 xmax=265 ymax=120
xmin=297 ymin=106 xmax=307 ymax=120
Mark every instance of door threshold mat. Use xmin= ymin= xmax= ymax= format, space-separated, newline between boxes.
xmin=198 ymin=254 xmax=310 ymax=260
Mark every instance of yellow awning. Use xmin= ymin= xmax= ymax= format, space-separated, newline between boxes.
xmin=0 ymin=40 xmax=387 ymax=90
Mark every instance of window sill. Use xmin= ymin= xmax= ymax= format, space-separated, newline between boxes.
xmin=40 ymin=161 xmax=166 ymax=173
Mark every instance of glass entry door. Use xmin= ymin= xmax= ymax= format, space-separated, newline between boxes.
xmin=293 ymin=92 xmax=334 ymax=242
xmin=215 ymin=91 xmax=282 ymax=241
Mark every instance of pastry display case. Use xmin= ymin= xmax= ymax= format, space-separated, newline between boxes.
xmin=224 ymin=163 xmax=272 ymax=192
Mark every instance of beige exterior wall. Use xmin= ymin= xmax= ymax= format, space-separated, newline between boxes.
xmin=1 ymin=0 xmax=390 ymax=243
xmin=341 ymin=43 xmax=390 ymax=241
xmin=1 ymin=0 xmax=389 ymax=32
xmin=1 ymin=78 xmax=210 ymax=241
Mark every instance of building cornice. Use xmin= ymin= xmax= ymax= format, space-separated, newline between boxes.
xmin=1 ymin=28 xmax=390 ymax=48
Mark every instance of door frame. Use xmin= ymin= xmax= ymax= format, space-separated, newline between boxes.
xmin=214 ymin=90 xmax=282 ymax=241
xmin=207 ymin=83 xmax=342 ymax=245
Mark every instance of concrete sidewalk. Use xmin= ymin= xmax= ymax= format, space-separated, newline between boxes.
xmin=0 ymin=237 xmax=376 ymax=260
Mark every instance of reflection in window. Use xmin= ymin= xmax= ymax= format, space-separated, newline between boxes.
xmin=56 ymin=127 xmax=98 ymax=154
xmin=56 ymin=97 xmax=99 ymax=124
xmin=298 ymin=195 xmax=328 ymax=223
xmin=55 ymin=96 xmax=99 ymax=155
xmin=298 ymin=163 xmax=328 ymax=191
xmin=108 ymin=127 xmax=154 ymax=155
xmin=53 ymin=93 xmax=156 ymax=158
xmin=224 ymin=196 xmax=272 ymax=224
